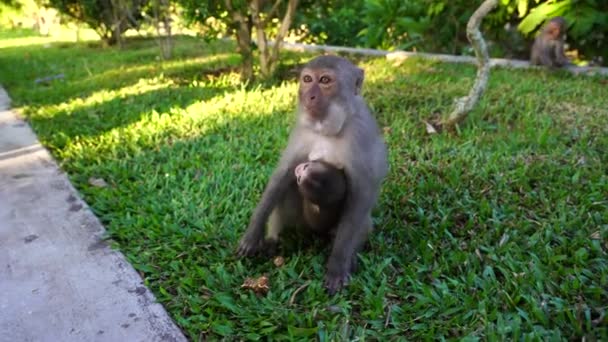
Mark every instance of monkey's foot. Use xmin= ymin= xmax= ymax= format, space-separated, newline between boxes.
xmin=324 ymin=271 xmax=350 ymax=295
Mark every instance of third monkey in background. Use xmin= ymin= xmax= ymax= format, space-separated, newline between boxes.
xmin=530 ymin=16 xmax=571 ymax=68
xmin=237 ymin=55 xmax=388 ymax=294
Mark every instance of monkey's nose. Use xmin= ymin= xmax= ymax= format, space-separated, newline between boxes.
xmin=309 ymin=96 xmax=316 ymax=101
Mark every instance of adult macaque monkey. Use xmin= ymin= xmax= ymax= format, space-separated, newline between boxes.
xmin=236 ymin=55 xmax=388 ymax=294
xmin=530 ymin=16 xmax=571 ymax=68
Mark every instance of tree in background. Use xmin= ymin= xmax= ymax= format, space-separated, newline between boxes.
xmin=149 ymin=0 xmax=173 ymax=59
xmin=179 ymin=0 xmax=299 ymax=82
xmin=293 ymin=0 xmax=367 ymax=47
xmin=43 ymin=0 xmax=145 ymax=46
xmin=0 ymin=0 xmax=21 ymax=10
xmin=293 ymin=0 xmax=607 ymax=65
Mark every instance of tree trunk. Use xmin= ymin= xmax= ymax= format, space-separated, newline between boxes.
xmin=237 ymin=32 xmax=254 ymax=82
xmin=226 ymin=0 xmax=298 ymax=81
xmin=154 ymin=0 xmax=173 ymax=60
xmin=110 ymin=0 xmax=124 ymax=49
xmin=266 ymin=0 xmax=298 ymax=75
xmin=251 ymin=0 xmax=270 ymax=77
xmin=438 ymin=0 xmax=498 ymax=130
xmin=250 ymin=0 xmax=299 ymax=79
xmin=161 ymin=0 xmax=172 ymax=59
xmin=225 ymin=0 xmax=254 ymax=82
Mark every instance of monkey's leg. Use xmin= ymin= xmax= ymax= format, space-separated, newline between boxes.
xmin=349 ymin=221 xmax=374 ymax=273
xmin=554 ymin=43 xmax=570 ymax=67
xmin=324 ymin=207 xmax=374 ymax=295
xmin=539 ymin=46 xmax=557 ymax=68
xmin=237 ymin=167 xmax=293 ymax=257
xmin=265 ymin=208 xmax=283 ymax=256
xmin=265 ymin=187 xmax=302 ymax=256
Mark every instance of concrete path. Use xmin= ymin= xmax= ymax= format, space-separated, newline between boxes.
xmin=0 ymin=87 xmax=187 ymax=342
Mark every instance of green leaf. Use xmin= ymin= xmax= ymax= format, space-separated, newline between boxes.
xmin=518 ymin=0 xmax=571 ymax=34
xmin=517 ymin=0 xmax=528 ymax=18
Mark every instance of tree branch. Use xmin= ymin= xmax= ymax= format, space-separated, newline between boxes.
xmin=251 ymin=0 xmax=270 ymax=75
xmin=266 ymin=0 xmax=282 ymax=23
xmin=439 ymin=0 xmax=498 ymax=130
xmin=225 ymin=0 xmax=254 ymax=81
xmin=269 ymin=0 xmax=298 ymax=66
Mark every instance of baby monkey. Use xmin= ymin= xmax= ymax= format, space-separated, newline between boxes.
xmin=295 ymin=160 xmax=346 ymax=231
xmin=530 ymin=16 xmax=571 ymax=68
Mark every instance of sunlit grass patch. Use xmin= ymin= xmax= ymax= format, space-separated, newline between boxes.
xmin=0 ymin=27 xmax=100 ymax=48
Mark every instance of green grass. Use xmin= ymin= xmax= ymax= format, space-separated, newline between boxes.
xmin=1 ymin=28 xmax=607 ymax=340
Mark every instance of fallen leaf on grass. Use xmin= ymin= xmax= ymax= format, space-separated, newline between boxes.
xmin=273 ymin=256 xmax=285 ymax=267
xmin=241 ymin=275 xmax=269 ymax=295
xmin=423 ymin=120 xmax=438 ymax=134
xmin=88 ymin=177 xmax=108 ymax=188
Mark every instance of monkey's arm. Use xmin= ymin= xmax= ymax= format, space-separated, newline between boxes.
xmin=539 ymin=44 xmax=557 ymax=67
xmin=530 ymin=36 xmax=543 ymax=65
xmin=237 ymin=165 xmax=295 ymax=256
xmin=554 ymin=41 xmax=571 ymax=66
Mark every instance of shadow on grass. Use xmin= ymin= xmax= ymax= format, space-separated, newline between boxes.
xmin=28 ymin=81 xmax=236 ymax=148
xmin=0 ymin=34 xmax=239 ymax=107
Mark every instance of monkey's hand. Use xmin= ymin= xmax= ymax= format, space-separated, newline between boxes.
xmin=236 ymin=228 xmax=265 ymax=257
xmin=324 ymin=268 xmax=350 ymax=295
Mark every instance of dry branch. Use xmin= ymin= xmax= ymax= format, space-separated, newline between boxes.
xmin=253 ymin=0 xmax=298 ymax=78
xmin=439 ymin=0 xmax=498 ymax=130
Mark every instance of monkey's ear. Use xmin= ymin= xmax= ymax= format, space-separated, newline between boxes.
xmin=355 ymin=67 xmax=365 ymax=95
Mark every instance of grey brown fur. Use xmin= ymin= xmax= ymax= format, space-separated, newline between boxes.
xmin=236 ymin=55 xmax=388 ymax=294
xmin=296 ymin=160 xmax=346 ymax=231
xmin=530 ymin=16 xmax=570 ymax=68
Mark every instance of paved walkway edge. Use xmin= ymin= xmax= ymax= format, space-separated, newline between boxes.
xmin=0 ymin=86 xmax=188 ymax=342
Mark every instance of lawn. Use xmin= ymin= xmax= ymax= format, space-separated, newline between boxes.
xmin=1 ymin=29 xmax=607 ymax=340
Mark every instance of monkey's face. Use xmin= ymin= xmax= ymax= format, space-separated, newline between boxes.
xmin=298 ymin=68 xmax=338 ymax=119
xmin=544 ymin=17 xmax=566 ymax=40
xmin=297 ymin=56 xmax=366 ymax=136
xmin=546 ymin=23 xmax=562 ymax=40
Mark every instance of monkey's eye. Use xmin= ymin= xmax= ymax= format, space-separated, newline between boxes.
xmin=320 ymin=76 xmax=331 ymax=84
xmin=303 ymin=75 xmax=313 ymax=83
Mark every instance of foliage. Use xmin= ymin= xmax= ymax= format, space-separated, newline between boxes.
xmin=0 ymin=0 xmax=36 ymax=27
xmin=293 ymin=0 xmax=607 ymax=63
xmin=0 ymin=1 xmax=20 ymax=22
xmin=294 ymin=0 xmax=486 ymax=54
xmin=42 ymin=0 xmax=145 ymax=45
xmin=2 ymin=31 xmax=607 ymax=340
xmin=359 ymin=0 xmax=429 ymax=50
xmin=177 ymin=0 xmax=299 ymax=82
xmin=0 ymin=0 xmax=21 ymax=9
xmin=294 ymin=0 xmax=367 ymax=46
